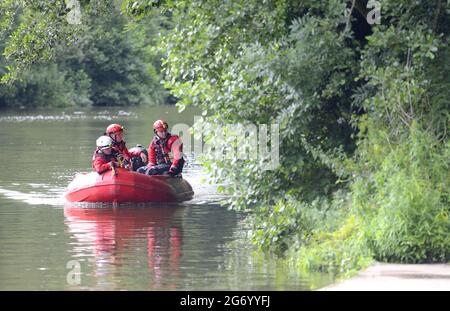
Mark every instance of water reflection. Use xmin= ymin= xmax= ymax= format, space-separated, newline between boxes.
xmin=64 ymin=205 xmax=184 ymax=290
xmin=0 ymin=105 xmax=334 ymax=290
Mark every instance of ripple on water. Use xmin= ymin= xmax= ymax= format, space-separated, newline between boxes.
xmin=0 ymin=111 xmax=138 ymax=123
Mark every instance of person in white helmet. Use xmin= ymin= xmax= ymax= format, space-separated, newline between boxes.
xmin=92 ymin=136 xmax=120 ymax=174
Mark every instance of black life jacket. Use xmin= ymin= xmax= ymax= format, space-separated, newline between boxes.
xmin=152 ymin=134 xmax=172 ymax=165
xmin=93 ymin=149 xmax=118 ymax=162
xmin=111 ymin=141 xmax=126 ymax=158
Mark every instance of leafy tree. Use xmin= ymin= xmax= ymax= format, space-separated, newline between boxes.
xmin=60 ymin=11 xmax=162 ymax=106
xmin=0 ymin=0 xmax=168 ymax=108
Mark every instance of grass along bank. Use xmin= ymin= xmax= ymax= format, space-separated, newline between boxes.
xmin=250 ymin=123 xmax=449 ymax=279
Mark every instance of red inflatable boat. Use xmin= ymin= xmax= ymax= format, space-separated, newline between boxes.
xmin=64 ymin=168 xmax=194 ymax=203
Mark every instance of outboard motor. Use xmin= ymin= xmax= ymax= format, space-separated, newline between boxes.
xmin=128 ymin=144 xmax=149 ymax=171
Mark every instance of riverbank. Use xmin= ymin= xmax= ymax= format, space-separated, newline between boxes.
xmin=320 ymin=263 xmax=450 ymax=291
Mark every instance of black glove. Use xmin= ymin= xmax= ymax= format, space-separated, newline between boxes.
xmin=168 ymin=166 xmax=177 ymax=176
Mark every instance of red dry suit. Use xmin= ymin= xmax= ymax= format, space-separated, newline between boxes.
xmin=147 ymin=133 xmax=183 ymax=171
xmin=91 ymin=148 xmax=119 ymax=174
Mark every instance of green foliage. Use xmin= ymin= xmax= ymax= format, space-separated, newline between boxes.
xmin=353 ymin=123 xmax=450 ymax=263
xmin=148 ymin=0 xmax=449 ymax=274
xmin=62 ymin=13 xmax=163 ymax=106
xmin=294 ymin=216 xmax=372 ymax=276
xmin=252 ymin=191 xmax=350 ymax=254
xmin=1 ymin=0 xmax=449 ymax=276
xmin=0 ymin=0 xmax=168 ymax=108
xmin=0 ymin=0 xmax=78 ymax=82
xmin=154 ymin=1 xmax=358 ymax=215
xmin=0 ymin=64 xmax=91 ymax=108
xmin=251 ymin=191 xmax=373 ymax=275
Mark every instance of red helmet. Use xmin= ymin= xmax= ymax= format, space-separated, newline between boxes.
xmin=105 ymin=123 xmax=124 ymax=135
xmin=153 ymin=120 xmax=168 ymax=131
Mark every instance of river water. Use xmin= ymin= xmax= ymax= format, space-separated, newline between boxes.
xmin=0 ymin=105 xmax=333 ymax=290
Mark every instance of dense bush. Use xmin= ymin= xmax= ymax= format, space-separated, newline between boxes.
xmin=354 ymin=124 xmax=450 ymax=263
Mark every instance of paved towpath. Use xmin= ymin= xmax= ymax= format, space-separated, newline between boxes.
xmin=321 ymin=263 xmax=450 ymax=291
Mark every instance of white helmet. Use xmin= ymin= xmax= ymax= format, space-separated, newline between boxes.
xmin=96 ymin=135 xmax=113 ymax=149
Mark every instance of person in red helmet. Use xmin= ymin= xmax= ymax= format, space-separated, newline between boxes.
xmin=104 ymin=123 xmax=138 ymax=167
xmin=137 ymin=120 xmax=185 ymax=176
xmin=92 ymin=136 xmax=119 ymax=174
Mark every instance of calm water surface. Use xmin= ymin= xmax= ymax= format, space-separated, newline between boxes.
xmin=0 ymin=105 xmax=333 ymax=290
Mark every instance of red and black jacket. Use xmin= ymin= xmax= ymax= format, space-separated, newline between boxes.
xmin=147 ymin=133 xmax=183 ymax=168
xmin=92 ymin=149 xmax=119 ymax=174
xmin=112 ymin=141 xmax=131 ymax=161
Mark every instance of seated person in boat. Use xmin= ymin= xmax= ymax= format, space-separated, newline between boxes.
xmin=92 ymin=136 xmax=122 ymax=174
xmin=128 ymin=144 xmax=149 ymax=171
xmin=105 ymin=123 xmax=141 ymax=168
xmin=137 ymin=120 xmax=185 ymax=176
